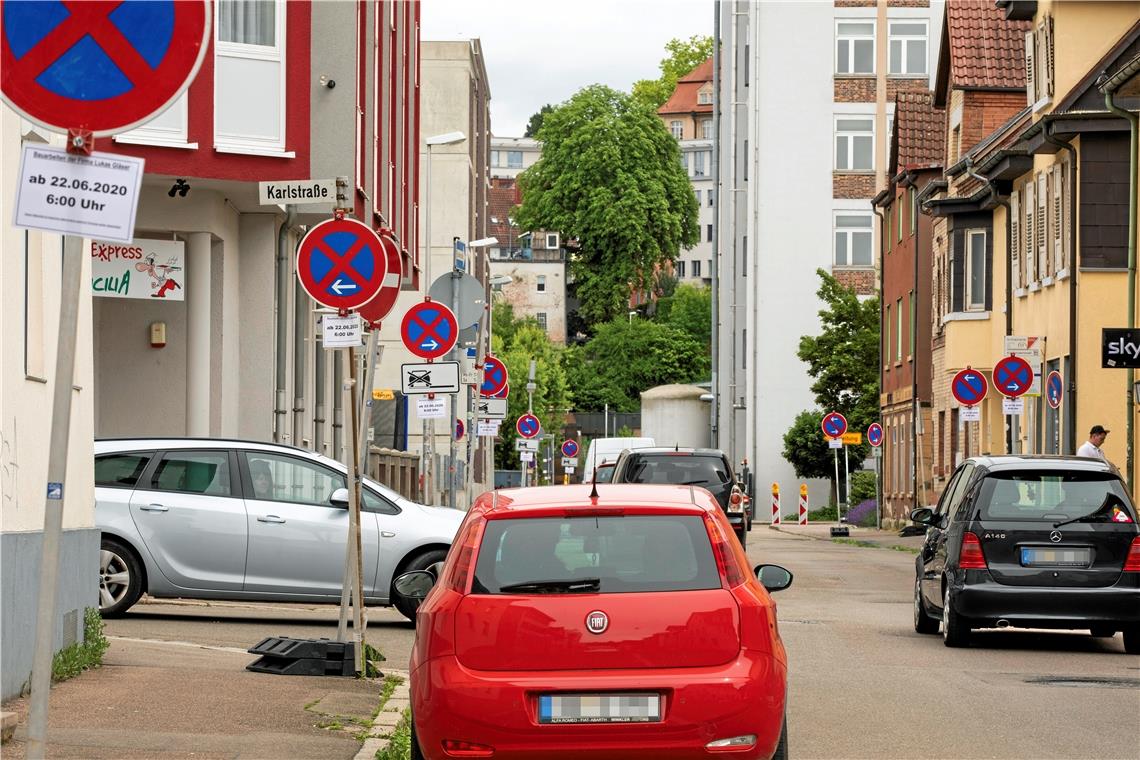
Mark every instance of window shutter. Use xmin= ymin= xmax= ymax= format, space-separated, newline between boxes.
xmin=1051 ymin=164 xmax=1064 ymax=274
xmin=1045 ymin=16 xmax=1055 ymax=98
xmin=951 ymin=230 xmax=965 ymax=313
xmin=1025 ymin=30 xmax=1037 ymax=105
xmin=1011 ymin=190 xmax=1021 ymax=289
xmin=1062 ymin=160 xmax=1072 ymax=270
xmin=1036 ymin=172 xmax=1047 ymax=281
xmin=1025 ymin=179 xmax=1036 ymax=282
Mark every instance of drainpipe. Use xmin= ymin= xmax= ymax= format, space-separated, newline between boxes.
xmin=908 ymin=174 xmax=920 ymax=514
xmin=966 ymin=158 xmax=1012 ymax=454
xmin=871 ymin=201 xmax=886 ymax=523
xmin=1042 ymin=121 xmax=1079 ymax=455
xmin=710 ymin=0 xmax=720 ymax=449
xmin=1102 ymin=61 xmax=1140 ymax=492
xmin=274 ymin=207 xmax=297 ymax=443
xmin=294 ymin=257 xmax=309 ymax=447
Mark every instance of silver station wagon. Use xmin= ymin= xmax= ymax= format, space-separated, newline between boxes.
xmin=95 ymin=438 xmax=463 ymax=620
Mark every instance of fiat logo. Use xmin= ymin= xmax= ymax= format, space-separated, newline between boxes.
xmin=585 ymin=610 xmax=608 ymax=634
xmin=1049 ymin=530 xmax=1062 ymax=543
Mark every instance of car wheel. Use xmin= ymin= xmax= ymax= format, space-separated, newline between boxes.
xmin=1123 ymin=626 xmax=1140 ymax=655
xmin=392 ymin=549 xmax=449 ymax=621
xmin=771 ymin=716 xmax=788 ymax=760
xmin=913 ymin=577 xmax=939 ymax=634
xmin=942 ymin=585 xmax=971 ymax=648
xmin=735 ymin=527 xmax=747 ymax=550
xmin=99 ymin=537 xmax=143 ymax=617
xmin=1089 ymin=626 xmax=1116 ymax=638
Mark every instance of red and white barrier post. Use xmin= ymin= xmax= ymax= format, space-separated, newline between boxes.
xmin=798 ymin=484 xmax=809 ymax=525
xmin=770 ymin=482 xmax=781 ymax=526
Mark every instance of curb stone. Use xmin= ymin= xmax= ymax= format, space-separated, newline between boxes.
xmin=352 ymin=669 xmax=410 ymax=760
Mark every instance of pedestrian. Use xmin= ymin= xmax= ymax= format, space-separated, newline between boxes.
xmin=1076 ymin=425 xmax=1109 ymax=459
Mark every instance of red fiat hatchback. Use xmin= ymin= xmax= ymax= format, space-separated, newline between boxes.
xmin=394 ymin=484 xmax=793 ymax=760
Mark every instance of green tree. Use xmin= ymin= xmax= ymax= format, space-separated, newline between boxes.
xmin=782 ymin=410 xmax=833 ymax=481
xmin=656 ymin=283 xmax=711 ymax=350
xmin=565 ymin=317 xmax=709 ymax=412
xmin=493 ymin=324 xmax=572 ymax=471
xmin=524 ymin=104 xmax=554 ymax=138
xmin=631 ymin=36 xmax=714 ymax=110
xmin=515 ymin=85 xmax=698 ymax=323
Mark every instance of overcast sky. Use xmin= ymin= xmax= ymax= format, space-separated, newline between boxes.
xmin=420 ymin=0 xmax=714 ymax=137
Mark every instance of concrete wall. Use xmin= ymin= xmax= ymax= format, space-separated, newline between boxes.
xmin=492 ymin=261 xmax=567 ymax=343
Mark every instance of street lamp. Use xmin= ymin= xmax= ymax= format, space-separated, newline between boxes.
xmin=422 ymin=131 xmax=466 ymax=506
xmin=628 ymin=310 xmax=638 ymax=324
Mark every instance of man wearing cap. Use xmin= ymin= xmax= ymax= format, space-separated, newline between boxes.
xmin=1076 ymin=425 xmax=1109 ymax=459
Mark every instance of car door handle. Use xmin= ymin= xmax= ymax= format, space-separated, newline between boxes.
xmin=139 ymin=504 xmax=169 ymax=512
xmin=257 ymin=515 xmax=286 ymax=524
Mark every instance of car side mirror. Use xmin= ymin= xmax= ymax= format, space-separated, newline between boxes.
xmin=909 ymin=507 xmax=935 ymax=526
xmin=753 ymin=564 xmax=793 ymax=592
xmin=393 ymin=570 xmax=436 ymax=600
xmin=329 ymin=488 xmax=350 ymax=508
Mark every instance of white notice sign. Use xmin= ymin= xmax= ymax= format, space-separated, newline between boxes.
xmin=1002 ymin=397 xmax=1024 ymax=416
xmin=476 ymin=397 xmax=508 ymax=420
xmin=416 ymin=396 xmax=448 ymax=419
xmin=519 ymin=451 xmax=534 ymax=463
xmin=258 ymin=179 xmax=337 ymax=205
xmin=15 ymin=144 xmax=144 ymax=243
xmin=477 ymin=421 xmax=499 ymax=437
xmin=960 ymin=406 xmax=981 ymax=422
xmin=828 ymin=438 xmax=843 ymax=449
xmin=561 ymin=457 xmax=577 ymax=468
xmin=322 ymin=314 xmax=363 ymax=348
xmin=91 ymin=239 xmax=185 ymax=300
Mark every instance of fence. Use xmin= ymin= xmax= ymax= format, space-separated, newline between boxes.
xmin=572 ymin=412 xmax=642 ymax=438
xmin=366 ymin=447 xmax=419 ymax=501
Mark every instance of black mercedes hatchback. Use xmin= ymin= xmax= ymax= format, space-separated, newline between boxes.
xmin=911 ymin=456 xmax=1139 ymax=652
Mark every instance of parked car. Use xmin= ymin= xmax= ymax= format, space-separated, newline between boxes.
xmin=395 ymin=484 xmax=793 ymax=760
xmin=580 ymin=436 xmax=653 ymax=484
xmin=609 ymin=447 xmax=750 ymax=546
xmin=591 ymin=461 xmax=616 ymax=483
xmin=911 ymin=455 xmax=1140 ymax=652
xmin=95 ymin=438 xmax=463 ymax=620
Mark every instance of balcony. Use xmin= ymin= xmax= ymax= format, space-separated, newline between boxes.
xmin=491 ymin=246 xmax=564 ymax=263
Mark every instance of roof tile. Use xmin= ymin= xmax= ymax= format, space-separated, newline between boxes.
xmin=947 ymin=0 xmax=1031 ymax=90
xmin=895 ymin=91 xmax=945 ymax=169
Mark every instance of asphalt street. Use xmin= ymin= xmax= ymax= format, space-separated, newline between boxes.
xmin=77 ymin=529 xmax=1140 ymax=759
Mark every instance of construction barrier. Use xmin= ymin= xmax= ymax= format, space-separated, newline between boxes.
xmin=771 ymin=482 xmax=780 ymax=525
xmin=798 ymin=484 xmax=809 ymax=525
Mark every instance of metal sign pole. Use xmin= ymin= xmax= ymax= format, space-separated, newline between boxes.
xmin=833 ymin=446 xmax=842 ymax=527
xmin=345 ymin=346 xmax=365 ymax=673
xmin=448 ymin=267 xmax=459 ymax=509
xmin=843 ymin=442 xmax=851 ymax=526
xmin=26 ymin=235 xmax=84 ymax=757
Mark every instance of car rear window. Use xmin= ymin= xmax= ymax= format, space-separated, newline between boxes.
xmin=624 ymin=455 xmax=729 ymax=486
xmin=976 ymin=471 xmax=1136 ymax=522
xmin=471 ymin=515 xmax=721 ymax=594
xmin=94 ymin=452 xmax=153 ymax=488
xmin=593 ymin=464 xmax=615 ymax=483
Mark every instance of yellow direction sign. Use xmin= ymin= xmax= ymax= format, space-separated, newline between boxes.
xmin=372 ymin=388 xmax=395 ymax=400
xmin=823 ymin=432 xmax=863 ymax=445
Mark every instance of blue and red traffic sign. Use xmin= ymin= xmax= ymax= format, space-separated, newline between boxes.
xmin=951 ymin=367 xmax=988 ymax=407
xmin=1 ymin=0 xmax=211 ymax=136
xmin=492 ymin=382 xmax=509 ymax=399
xmin=821 ymin=411 xmax=847 ymax=439
xmin=400 ymin=301 xmax=459 ymax=360
xmin=481 ymin=355 xmax=509 ymax=397
xmin=516 ymin=413 xmax=540 ymax=439
xmin=561 ymin=439 xmax=579 ymax=458
xmin=455 ymin=418 xmax=465 ymax=441
xmin=994 ymin=355 xmax=1033 ymax=398
xmin=867 ymin=423 xmax=883 ymax=447
xmin=1046 ymin=370 xmax=1063 ymax=409
xmin=356 ymin=230 xmax=403 ymax=326
xmin=297 ymin=218 xmax=388 ymax=311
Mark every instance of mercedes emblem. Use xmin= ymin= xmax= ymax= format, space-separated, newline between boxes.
xmin=1049 ymin=530 xmax=1062 ymax=543
xmin=585 ymin=610 xmax=609 ymax=635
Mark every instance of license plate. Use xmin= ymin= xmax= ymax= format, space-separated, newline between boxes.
xmin=538 ymin=693 xmax=661 ymax=724
xmin=1020 ymin=547 xmax=1091 ymax=567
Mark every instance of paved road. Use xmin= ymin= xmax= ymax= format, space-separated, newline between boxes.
xmin=103 ymin=530 xmax=1139 ymax=759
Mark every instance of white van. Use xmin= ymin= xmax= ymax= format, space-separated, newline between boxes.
xmin=581 ymin=437 xmax=654 ymax=484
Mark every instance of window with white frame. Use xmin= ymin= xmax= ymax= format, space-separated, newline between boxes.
xmin=545 ymin=233 xmax=559 ymax=250
xmin=706 ymin=224 xmax=713 ymax=242
xmin=215 ymin=0 xmax=287 ymax=155
xmin=693 ymin=150 xmax=707 ymax=177
xmin=966 ymin=230 xmax=987 ymax=311
xmin=834 ymin=213 xmax=874 ymax=267
xmin=670 ymin=120 xmax=683 ymax=139
xmin=536 ymin=312 xmax=547 ymax=330
xmin=836 ymin=21 xmax=875 ymax=74
xmin=507 ymin=151 xmax=523 ymax=168
xmin=491 ymin=150 xmax=500 ymax=166
xmin=701 ymin=119 xmax=713 ymax=139
xmin=708 ymin=189 xmax=715 ymax=207
xmin=115 ymin=92 xmax=191 ymax=148
xmin=676 ymin=260 xmax=686 ymax=278
xmin=888 ymin=20 xmax=927 ymax=75
xmin=692 ymin=260 xmax=702 ymax=278
xmin=698 ymin=90 xmax=712 ymax=105
xmin=536 ymin=275 xmax=546 ymax=293
xmin=835 ymin=117 xmax=874 ymax=171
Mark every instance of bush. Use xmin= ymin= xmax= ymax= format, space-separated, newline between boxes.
xmin=845 ymin=499 xmax=879 ymax=528
xmin=849 ymin=471 xmax=876 ymax=504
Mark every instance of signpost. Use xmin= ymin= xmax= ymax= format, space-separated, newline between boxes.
xmin=476 ymin=397 xmax=508 ymax=420
xmin=561 ymin=439 xmax=579 ymax=458
xmin=516 ymin=413 xmax=541 ymax=439
xmin=994 ymin=355 xmax=1033 ymax=420
xmin=867 ymin=423 xmax=883 ymax=528
xmin=297 ymin=218 xmax=388 ymax=312
xmin=1 ymin=3 xmax=213 ymax=753
xmin=951 ymin=367 xmax=988 ymax=423
xmin=821 ymin=411 xmax=847 ymax=533
xmin=356 ymin=230 xmax=403 ymax=327
xmin=867 ymin=423 xmax=884 ymax=448
xmin=821 ymin=411 xmax=848 ymax=439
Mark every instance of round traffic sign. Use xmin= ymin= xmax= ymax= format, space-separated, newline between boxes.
xmin=356 ymin=230 xmax=403 ymax=326
xmin=400 ymin=301 xmax=459 ymax=360
xmin=867 ymin=423 xmax=883 ymax=447
xmin=481 ymin=355 xmax=509 ymax=397
xmin=455 ymin=418 xmax=465 ymax=441
xmin=516 ymin=413 xmax=540 ymax=439
xmin=1046 ymin=370 xmax=1063 ymax=409
xmin=821 ymin=411 xmax=847 ymax=439
xmin=1 ymin=1 xmax=211 ymax=136
xmin=561 ymin=439 xmax=579 ymax=458
xmin=492 ymin=382 xmax=509 ymax=399
xmin=297 ymin=218 xmax=388 ymax=311
xmin=950 ymin=367 xmax=989 ymax=407
xmin=993 ymin=355 xmax=1033 ymax=398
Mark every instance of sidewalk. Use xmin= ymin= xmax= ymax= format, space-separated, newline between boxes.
xmin=766 ymin=521 xmax=926 ymax=552
xmin=1 ymin=637 xmax=405 ymax=759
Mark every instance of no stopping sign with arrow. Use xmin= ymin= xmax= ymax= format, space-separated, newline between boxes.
xmin=401 ymin=301 xmax=458 ymax=360
xmin=950 ymin=367 xmax=988 ymax=407
xmin=297 ymin=218 xmax=387 ymax=311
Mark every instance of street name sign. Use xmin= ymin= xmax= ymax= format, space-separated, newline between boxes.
xmin=322 ymin=313 xmax=363 ymax=349
xmin=14 ymin=145 xmax=144 ymax=242
xmin=401 ymin=301 xmax=458 ymax=360
xmin=297 ymin=218 xmax=387 ymax=311
xmin=259 ymin=179 xmax=336 ymax=205
xmin=401 ymin=362 xmax=460 ymax=394
xmin=476 ymin=397 xmax=508 ymax=420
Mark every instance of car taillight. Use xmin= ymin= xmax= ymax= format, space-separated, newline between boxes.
xmin=444 ymin=520 xmax=484 ymax=593
xmin=1123 ymin=537 xmax=1140 ymax=571
xmin=442 ymin=739 xmax=495 ymax=757
xmin=706 ymin=515 xmax=746 ymax=587
xmin=959 ymin=531 xmax=987 ymax=569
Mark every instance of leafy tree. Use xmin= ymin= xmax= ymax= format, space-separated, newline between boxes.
xmin=565 ymin=317 xmax=709 ymax=412
xmin=515 ymin=85 xmax=698 ymax=323
xmin=782 ymin=410 xmax=833 ymax=481
xmin=655 ymin=283 xmax=711 ymax=350
xmin=631 ymin=36 xmax=714 ymax=110
xmin=524 ymin=104 xmax=554 ymax=138
xmin=493 ymin=324 xmax=571 ymax=471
